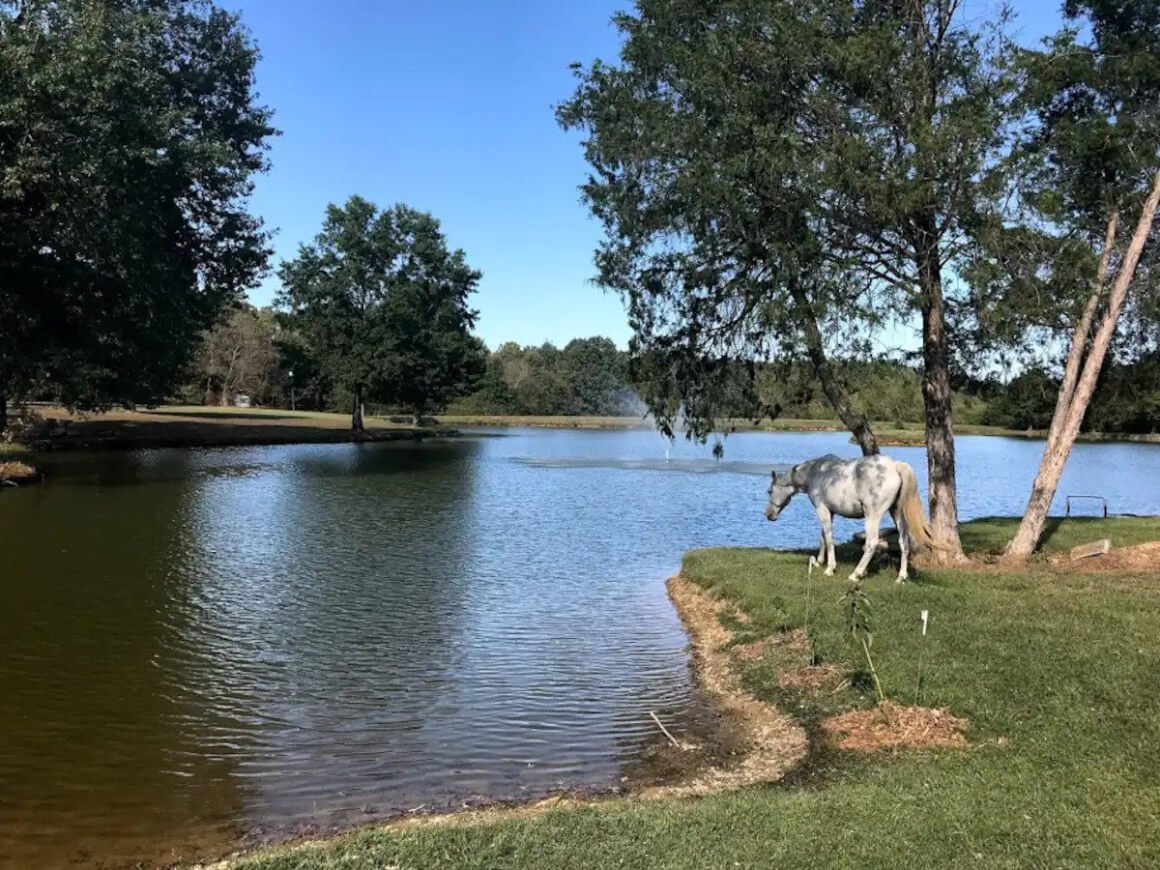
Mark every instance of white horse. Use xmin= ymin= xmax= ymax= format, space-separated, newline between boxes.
xmin=764 ymin=453 xmax=940 ymax=583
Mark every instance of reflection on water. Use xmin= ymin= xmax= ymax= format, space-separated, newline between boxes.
xmin=1 ymin=430 xmax=1159 ymax=867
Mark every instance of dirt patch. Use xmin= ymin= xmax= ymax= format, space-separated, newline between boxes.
xmin=776 ymin=628 xmax=809 ymax=649
xmin=643 ymin=576 xmax=808 ymax=799
xmin=820 ymin=700 xmax=969 ymax=751
xmin=731 ymin=629 xmax=809 ymax=662
xmin=732 ymin=640 xmax=767 ymax=661
xmin=0 ymin=460 xmax=40 ymax=485
xmin=1052 ymin=541 xmax=1160 ymax=573
xmin=778 ymin=663 xmax=845 ymax=692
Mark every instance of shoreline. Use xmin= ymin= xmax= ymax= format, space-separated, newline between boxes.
xmin=25 ymin=425 xmax=459 ymax=453
xmin=207 ymin=573 xmax=807 ymax=868
xmin=443 ymin=415 xmax=1160 ymax=445
xmin=1 ymin=406 xmax=461 ymax=457
xmin=5 ymin=408 xmax=1156 ymax=455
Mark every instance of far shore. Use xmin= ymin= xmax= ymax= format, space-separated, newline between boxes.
xmin=440 ymin=414 xmax=1160 ymax=445
xmin=3 ymin=407 xmax=1156 ymax=457
xmin=2 ymin=405 xmax=457 ymax=454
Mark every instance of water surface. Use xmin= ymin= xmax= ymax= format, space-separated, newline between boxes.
xmin=1 ymin=429 xmax=1157 ymax=867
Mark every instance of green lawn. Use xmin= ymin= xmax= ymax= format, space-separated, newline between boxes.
xmin=236 ymin=517 xmax=1160 ymax=869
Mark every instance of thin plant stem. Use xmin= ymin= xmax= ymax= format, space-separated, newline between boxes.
xmin=805 ymin=557 xmax=816 ymax=664
xmin=861 ymin=637 xmax=886 ymax=705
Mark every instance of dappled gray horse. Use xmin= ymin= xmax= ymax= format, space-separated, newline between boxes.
xmin=764 ymin=454 xmax=939 ymax=583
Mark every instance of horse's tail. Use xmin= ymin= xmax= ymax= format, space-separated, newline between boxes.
xmin=896 ymin=462 xmax=946 ymax=551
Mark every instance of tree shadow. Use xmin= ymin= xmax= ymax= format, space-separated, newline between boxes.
xmin=148 ymin=409 xmax=304 ymax=422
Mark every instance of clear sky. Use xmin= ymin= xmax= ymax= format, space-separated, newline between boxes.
xmin=228 ymin=0 xmax=1066 ymax=352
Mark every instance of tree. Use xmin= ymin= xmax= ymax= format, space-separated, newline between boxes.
xmin=277 ymin=196 xmax=484 ymax=430
xmin=556 ymin=0 xmax=884 ymax=457
xmin=377 ymin=295 xmax=486 ymax=424
xmin=1002 ymin=0 xmax=1160 ymax=557
xmin=195 ymin=305 xmax=278 ymax=406
xmin=561 ymin=337 xmax=629 ymax=415
xmin=0 ymin=0 xmax=274 ymax=430
xmin=804 ymin=0 xmax=1015 ymax=560
xmin=980 ymin=369 xmax=1059 ymax=430
xmin=559 ymin=1 xmax=1017 ymax=561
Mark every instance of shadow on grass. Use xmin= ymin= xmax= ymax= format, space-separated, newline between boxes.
xmin=146 ymin=409 xmax=307 ymax=422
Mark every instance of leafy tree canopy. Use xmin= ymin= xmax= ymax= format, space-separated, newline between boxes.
xmin=277 ymin=196 xmax=485 ymax=427
xmin=0 ymin=0 xmax=274 ymax=415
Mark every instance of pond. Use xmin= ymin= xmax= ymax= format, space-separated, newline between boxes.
xmin=1 ymin=429 xmax=1158 ymax=867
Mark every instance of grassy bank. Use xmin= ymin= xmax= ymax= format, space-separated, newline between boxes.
xmin=7 ymin=405 xmax=453 ymax=452
xmin=6 ymin=409 xmax=1154 ymax=451
xmin=233 ymin=516 xmax=1160 ymax=869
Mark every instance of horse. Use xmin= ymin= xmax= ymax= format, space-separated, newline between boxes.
xmin=764 ymin=453 xmax=940 ymax=583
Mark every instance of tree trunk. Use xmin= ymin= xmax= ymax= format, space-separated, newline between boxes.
xmin=351 ymin=387 xmax=365 ymax=431
xmin=917 ymin=244 xmax=965 ymax=561
xmin=1006 ymin=170 xmax=1160 ymax=558
xmin=1002 ymin=210 xmax=1118 ymax=558
xmin=412 ymin=410 xmax=424 ymax=427
xmin=789 ymin=281 xmax=880 ymax=456
xmin=0 ymin=393 xmax=7 ymax=435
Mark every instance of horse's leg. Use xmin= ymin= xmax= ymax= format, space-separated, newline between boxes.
xmin=816 ymin=530 xmax=826 ymax=564
xmin=817 ymin=505 xmax=836 ymax=576
xmin=849 ymin=509 xmax=883 ymax=582
xmin=891 ymin=506 xmax=909 ymax=583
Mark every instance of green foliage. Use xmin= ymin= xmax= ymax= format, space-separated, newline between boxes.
xmin=556 ymin=0 xmax=884 ymax=442
xmin=0 ymin=0 xmax=274 ymax=413
xmin=557 ymin=0 xmax=1017 ymax=451
xmin=980 ymin=359 xmax=1160 ymax=434
xmin=966 ymin=0 xmax=1160 ymax=362
xmin=981 ymin=368 xmax=1059 ymax=430
xmin=447 ymin=338 xmax=638 ymax=417
xmin=840 ymin=583 xmax=884 ymax=704
xmin=277 ymin=196 xmax=485 ymax=422
xmin=1086 ymin=352 xmax=1160 ymax=433
xmin=188 ymin=304 xmax=279 ymax=406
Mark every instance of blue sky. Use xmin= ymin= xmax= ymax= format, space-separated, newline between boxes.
xmin=229 ymin=0 xmax=1066 ymax=352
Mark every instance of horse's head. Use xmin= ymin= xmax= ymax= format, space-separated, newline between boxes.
xmin=765 ymin=469 xmax=796 ymax=521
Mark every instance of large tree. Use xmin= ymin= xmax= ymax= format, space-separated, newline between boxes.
xmin=811 ymin=0 xmax=1014 ymax=560
xmin=556 ymin=0 xmax=885 ymax=457
xmin=996 ymin=0 xmax=1160 ymax=557
xmin=194 ymin=305 xmax=278 ymax=406
xmin=559 ymin=0 xmax=1015 ymax=560
xmin=277 ymin=196 xmax=484 ymax=430
xmin=0 ymin=0 xmax=274 ymax=430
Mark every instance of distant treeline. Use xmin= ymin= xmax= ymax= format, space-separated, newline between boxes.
xmin=178 ymin=306 xmax=1160 ymax=435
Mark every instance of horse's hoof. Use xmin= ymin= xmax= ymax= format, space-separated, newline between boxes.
xmin=823 ymin=568 xmax=835 ymax=577
xmin=895 ymin=574 xmax=908 ymax=584
xmin=847 ymin=573 xmax=862 ymax=583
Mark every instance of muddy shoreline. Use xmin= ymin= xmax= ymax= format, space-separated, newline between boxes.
xmin=198 ymin=574 xmax=806 ymax=868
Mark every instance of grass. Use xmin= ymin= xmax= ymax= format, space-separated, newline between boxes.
xmin=11 ymin=405 xmax=447 ymax=451
xmin=234 ymin=516 xmax=1160 ymax=870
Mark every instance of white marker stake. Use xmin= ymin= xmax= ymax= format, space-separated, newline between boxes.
xmin=916 ymin=610 xmax=930 ymax=704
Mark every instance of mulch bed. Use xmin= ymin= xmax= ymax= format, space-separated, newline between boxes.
xmin=821 ymin=700 xmax=969 ymax=751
